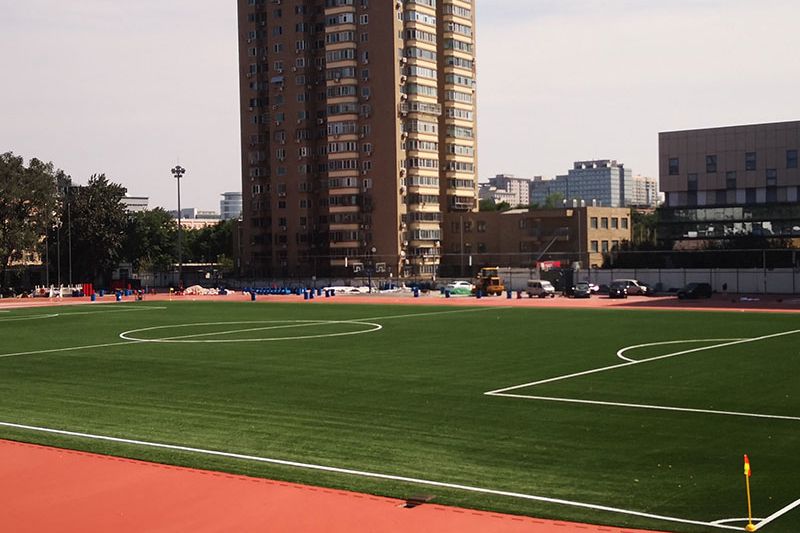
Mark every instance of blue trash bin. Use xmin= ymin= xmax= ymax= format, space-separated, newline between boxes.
xmin=91 ymin=293 xmax=97 ymax=302
xmin=251 ymin=291 xmax=256 ymax=301
xmin=445 ymin=289 xmax=451 ymax=299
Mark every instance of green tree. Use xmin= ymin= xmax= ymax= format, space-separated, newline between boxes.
xmin=479 ymin=199 xmax=512 ymax=212
xmin=67 ymin=174 xmax=128 ymax=285
xmin=184 ymin=219 xmax=235 ymax=263
xmin=0 ymin=153 xmax=60 ymax=287
xmin=543 ymin=192 xmax=565 ymax=208
xmin=122 ymin=208 xmax=177 ymax=274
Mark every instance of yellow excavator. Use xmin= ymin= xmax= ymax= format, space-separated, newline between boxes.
xmin=473 ymin=267 xmax=505 ymax=296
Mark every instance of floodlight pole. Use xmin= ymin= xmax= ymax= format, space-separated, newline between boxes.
xmin=171 ymin=165 xmax=186 ymax=287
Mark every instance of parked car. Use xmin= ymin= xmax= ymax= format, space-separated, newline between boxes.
xmin=571 ymin=281 xmax=592 ymax=298
xmin=445 ymin=280 xmax=474 ymax=293
xmin=526 ymin=279 xmax=556 ymax=298
xmin=588 ymin=283 xmax=600 ymax=293
xmin=677 ymin=282 xmax=713 ymax=299
xmin=611 ymin=279 xmax=648 ymax=295
xmin=608 ymin=281 xmax=628 ymax=299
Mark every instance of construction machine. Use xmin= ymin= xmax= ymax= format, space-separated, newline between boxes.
xmin=473 ymin=267 xmax=505 ymax=296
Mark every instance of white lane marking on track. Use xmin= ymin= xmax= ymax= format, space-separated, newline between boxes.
xmin=119 ymin=320 xmax=383 ymax=343
xmin=616 ymin=338 xmax=743 ymax=362
xmin=0 ymin=420 xmax=742 ymax=531
xmin=486 ymin=329 xmax=800 ymax=395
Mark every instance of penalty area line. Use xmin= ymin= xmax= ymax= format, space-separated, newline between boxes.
xmin=486 ymin=393 xmax=800 ymax=422
xmin=0 ymin=420 xmax=740 ymax=531
xmin=485 ymin=328 xmax=800 ymax=395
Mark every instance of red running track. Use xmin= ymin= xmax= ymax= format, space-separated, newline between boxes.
xmin=0 ymin=440 xmax=666 ymax=533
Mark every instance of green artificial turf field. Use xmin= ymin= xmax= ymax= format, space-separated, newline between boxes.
xmin=0 ymin=301 xmax=798 ymax=532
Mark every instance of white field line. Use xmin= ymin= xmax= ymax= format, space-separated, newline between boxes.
xmin=0 ymin=307 xmax=165 ymax=324
xmin=0 ymin=341 xmax=140 ymax=360
xmin=485 ymin=329 xmax=800 ymax=395
xmin=712 ymin=518 xmax=765 ymax=525
xmin=0 ymin=420 xmax=741 ymax=532
xmin=616 ymin=339 xmax=743 ymax=363
xmin=120 ymin=320 xmax=383 ymax=343
xmin=752 ymin=497 xmax=800 ymax=530
xmin=0 ymin=307 xmax=500 ymax=359
xmin=0 ymin=314 xmax=60 ymax=323
xmin=489 ymin=393 xmax=800 ymax=422
xmin=55 ymin=306 xmax=167 ymax=317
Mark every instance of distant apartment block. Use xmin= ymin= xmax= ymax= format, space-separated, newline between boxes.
xmin=530 ymin=160 xmax=634 ymax=208
xmin=168 ymin=208 xmax=221 ymax=230
xmin=220 ymin=192 xmax=243 ymax=220
xmin=631 ymin=175 xmax=660 ymax=207
xmin=480 ymin=174 xmax=531 ymax=207
xmin=121 ymin=196 xmax=149 ymax=213
xmin=659 ymin=121 xmax=800 ymax=241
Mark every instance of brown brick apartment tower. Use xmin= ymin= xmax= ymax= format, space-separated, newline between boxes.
xmin=237 ymin=0 xmax=477 ymax=279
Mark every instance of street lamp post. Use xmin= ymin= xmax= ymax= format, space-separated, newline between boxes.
xmin=171 ymin=165 xmax=186 ymax=287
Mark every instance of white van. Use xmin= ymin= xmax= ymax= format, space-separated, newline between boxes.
xmin=526 ymin=279 xmax=556 ymax=298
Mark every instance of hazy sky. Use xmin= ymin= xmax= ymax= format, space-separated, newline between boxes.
xmin=1 ymin=1 xmax=798 ymax=211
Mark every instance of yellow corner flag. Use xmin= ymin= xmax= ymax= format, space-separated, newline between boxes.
xmin=744 ymin=454 xmax=756 ymax=532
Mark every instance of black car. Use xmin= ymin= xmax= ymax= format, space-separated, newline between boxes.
xmin=677 ymin=282 xmax=712 ymax=299
xmin=608 ymin=282 xmax=627 ymax=299
xmin=572 ymin=281 xmax=592 ymax=298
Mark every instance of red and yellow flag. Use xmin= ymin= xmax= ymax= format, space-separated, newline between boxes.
xmin=744 ymin=454 xmax=752 ymax=477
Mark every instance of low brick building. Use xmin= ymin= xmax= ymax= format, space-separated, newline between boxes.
xmin=441 ymin=207 xmax=632 ymax=276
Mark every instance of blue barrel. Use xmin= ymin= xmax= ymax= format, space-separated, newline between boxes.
xmin=251 ymin=291 xmax=256 ymax=301
xmin=445 ymin=289 xmax=451 ymax=299
xmin=115 ymin=292 xmax=122 ymax=302
xmin=507 ymin=290 xmax=512 ymax=299
xmin=413 ymin=288 xmax=420 ymax=298
xmin=91 ymin=293 xmax=97 ymax=302
xmin=304 ymin=291 xmax=309 ymax=300
xmin=309 ymin=290 xmax=315 ymax=300
xmin=476 ymin=290 xmax=482 ymax=299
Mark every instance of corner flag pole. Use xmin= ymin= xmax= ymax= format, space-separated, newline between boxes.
xmin=744 ymin=454 xmax=756 ymax=532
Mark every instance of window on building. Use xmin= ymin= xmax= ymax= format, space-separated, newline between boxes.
xmin=477 ymin=221 xmax=487 ymax=232
xmin=612 ymin=240 xmax=620 ymax=250
xmin=601 ymin=241 xmax=609 ymax=252
xmin=745 ymin=152 xmax=757 ymax=171
xmin=590 ymin=241 xmax=599 ymax=253
xmin=611 ymin=218 xmax=618 ymax=229
xmin=601 ymin=218 xmax=609 ymax=229
xmin=477 ymin=242 xmax=486 ymax=253
xmin=706 ymin=155 xmax=717 ymax=173
xmin=668 ymin=158 xmax=679 ymax=176
xmin=464 ymin=220 xmax=472 ymax=233
xmin=726 ymin=171 xmax=737 ymax=189
xmin=621 ymin=218 xmax=628 ymax=229
xmin=746 ymin=188 xmax=756 ymax=203
xmin=788 ymin=150 xmax=798 ymax=169
xmin=766 ymin=169 xmax=778 ymax=186
xmin=715 ymin=190 xmax=727 ymax=205
xmin=688 ymin=173 xmax=698 ymax=191
xmin=590 ymin=217 xmax=598 ymax=229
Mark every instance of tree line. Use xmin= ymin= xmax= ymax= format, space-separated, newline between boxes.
xmin=0 ymin=152 xmax=234 ymax=289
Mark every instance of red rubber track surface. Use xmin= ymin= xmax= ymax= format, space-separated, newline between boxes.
xmin=2 ymin=290 xmax=800 ymax=313
xmin=0 ymin=440 xmax=666 ymax=533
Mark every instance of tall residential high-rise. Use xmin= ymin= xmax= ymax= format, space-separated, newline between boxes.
xmin=237 ymin=0 xmax=478 ymax=279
